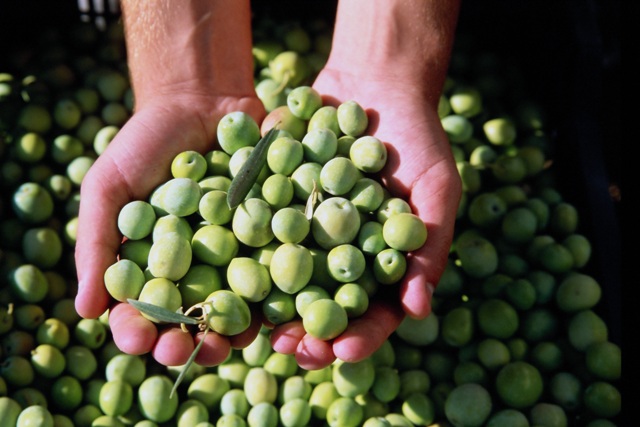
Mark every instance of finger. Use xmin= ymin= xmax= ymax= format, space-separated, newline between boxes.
xmin=152 ymin=327 xmax=196 ymax=366
xmin=108 ymin=302 xmax=157 ymax=356
xmin=333 ymin=300 xmax=404 ymax=362
xmin=74 ymin=161 xmax=127 ymax=319
xmin=270 ymin=320 xmax=306 ymax=354
xmin=400 ymin=164 xmax=460 ymax=318
xmin=295 ymin=334 xmax=336 ymax=370
xmin=194 ymin=331 xmax=232 ymax=367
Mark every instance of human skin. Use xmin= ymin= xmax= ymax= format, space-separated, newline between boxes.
xmin=74 ymin=0 xmax=265 ymax=366
xmin=74 ymin=0 xmax=461 ymax=369
xmin=271 ymin=0 xmax=462 ymax=369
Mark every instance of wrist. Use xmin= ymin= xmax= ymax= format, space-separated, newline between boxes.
xmin=122 ymin=0 xmax=255 ymax=108
xmin=326 ymin=0 xmax=459 ymax=105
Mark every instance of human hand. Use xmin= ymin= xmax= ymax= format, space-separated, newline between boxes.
xmin=270 ymin=67 xmax=462 ymax=370
xmin=74 ymin=93 xmax=266 ymax=366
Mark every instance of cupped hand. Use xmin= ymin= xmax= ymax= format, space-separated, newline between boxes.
xmin=74 ymin=93 xmax=265 ymax=366
xmin=271 ymin=67 xmax=462 ymax=369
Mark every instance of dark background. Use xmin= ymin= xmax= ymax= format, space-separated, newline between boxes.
xmin=1 ymin=0 xmax=622 ymax=345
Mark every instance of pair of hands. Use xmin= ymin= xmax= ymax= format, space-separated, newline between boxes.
xmin=74 ymin=67 xmax=461 ymax=370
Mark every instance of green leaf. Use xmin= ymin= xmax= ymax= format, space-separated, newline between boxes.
xmin=170 ymin=329 xmax=208 ymax=398
xmin=127 ymin=299 xmax=199 ymax=325
xmin=227 ymin=126 xmax=280 ymax=209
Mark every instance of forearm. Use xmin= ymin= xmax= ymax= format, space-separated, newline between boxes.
xmin=326 ymin=0 xmax=460 ymax=105
xmin=121 ymin=0 xmax=255 ymax=108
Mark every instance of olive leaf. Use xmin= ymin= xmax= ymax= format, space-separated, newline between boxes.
xmin=227 ymin=126 xmax=280 ymax=209
xmin=127 ymin=299 xmax=199 ymax=325
xmin=170 ymin=328 xmax=208 ymax=398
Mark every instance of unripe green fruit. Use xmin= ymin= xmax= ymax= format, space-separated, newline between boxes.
xmin=65 ymin=345 xmax=98 ymax=380
xmin=350 ymin=136 xmax=387 ymax=173
xmin=373 ymin=248 xmax=407 ymax=285
xmin=232 ymin=198 xmax=274 ymax=248
xmin=287 ymin=86 xmax=322 ymax=120
xmin=262 ymin=288 xmax=296 ymax=325
xmin=382 ymin=212 xmax=427 ymax=252
xmin=483 ymin=117 xmax=517 ymax=145
xmin=269 ymin=51 xmax=308 ymax=88
xmin=217 ymin=111 xmax=261 ymax=155
xmin=51 ymin=375 xmax=83 ymax=411
xmin=12 ymin=182 xmax=54 ymax=224
xmin=327 ymin=244 xmax=366 ymax=283
xmin=104 ymin=259 xmax=146 ymax=302
xmin=176 ymin=399 xmax=209 ymax=427
xmin=395 ymin=314 xmax=439 ymax=347
xmin=247 ymin=402 xmax=279 ymax=427
xmin=220 ymin=388 xmax=250 ymax=418
xmin=66 ymin=156 xmax=95 ymax=186
xmin=152 ymin=214 xmax=192 ymax=244
xmin=449 ymin=85 xmax=483 ymax=117
xmin=93 ymin=125 xmax=119 ymax=155
xmin=137 ymin=375 xmax=179 ymax=423
xmin=74 ymin=318 xmax=107 ymax=349
xmin=15 ymin=132 xmax=46 ymax=163
xmin=54 ymin=98 xmax=82 ymax=129
xmin=337 ymin=100 xmax=369 ymax=137
xmin=16 ymin=405 xmax=54 ymax=427
xmin=349 ymin=177 xmax=385 ymax=213
xmin=178 ymin=264 xmax=223 ymax=309
xmin=154 ymin=177 xmax=203 ymax=218
xmin=9 ymin=264 xmax=49 ymax=303
xmin=376 ymin=197 xmax=412 ymax=224
xmin=105 ymin=354 xmax=147 ymax=386
xmin=100 ymin=380 xmax=134 ymax=417
xmin=117 ymin=200 xmax=156 ymax=240
xmin=17 ymin=103 xmax=52 ymax=134
xmin=0 ymin=355 xmax=34 ymax=387
xmin=334 ymin=282 xmax=369 ymax=318
xmin=308 ymin=105 xmax=341 ymax=137
xmin=442 ymin=114 xmax=473 ymax=143
xmin=271 ymin=206 xmax=309 ymax=243
xmin=0 ymin=397 xmax=22 ymax=427
xmin=267 ymin=136 xmax=304 ymax=176
xmin=269 ymin=243 xmax=313 ymax=294
xmin=45 ymin=174 xmax=72 ymax=200
xmin=320 ymin=157 xmax=360 ymax=196
xmin=227 ymin=257 xmax=272 ymax=302
xmin=36 ymin=317 xmax=70 ymax=348
xmin=171 ymin=150 xmax=207 ymax=181
xmin=205 ymin=290 xmax=251 ymax=336
xmin=147 ymin=231 xmax=192 ymax=281
xmin=192 ymin=224 xmax=239 ymax=267
xmin=402 ymin=392 xmax=435 ymax=426
xmin=14 ymin=304 xmax=47 ymax=332
xmin=279 ymin=398 xmax=311 ymax=427
xmin=137 ymin=278 xmax=182 ymax=323
xmin=244 ymin=367 xmax=278 ymax=406
xmin=495 ymin=361 xmax=543 ymax=409
xmin=199 ymin=190 xmax=233 ymax=225
xmin=301 ymin=128 xmax=338 ymax=164
xmin=583 ymin=381 xmax=621 ymax=418
xmin=256 ymin=78 xmax=287 ymax=112
xmin=444 ymin=383 xmax=493 ymax=427
xmin=290 ymin=161 xmax=322 ymax=201
xmin=455 ymin=232 xmax=498 ymax=279
xmin=303 ymin=299 xmax=348 ymax=340
xmin=312 ymin=197 xmax=361 ymax=250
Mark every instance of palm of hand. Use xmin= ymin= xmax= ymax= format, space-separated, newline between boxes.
xmin=270 ymin=69 xmax=462 ymax=369
xmin=74 ymin=95 xmax=264 ymax=366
